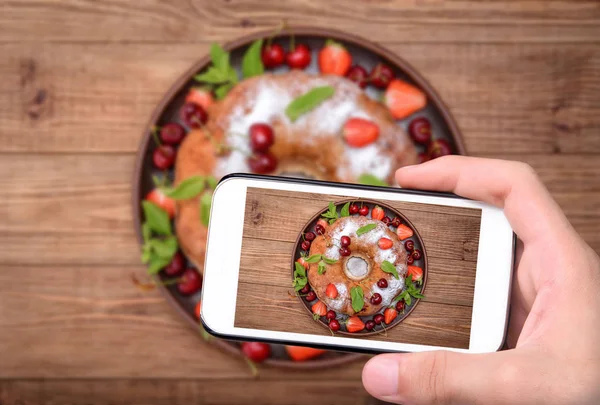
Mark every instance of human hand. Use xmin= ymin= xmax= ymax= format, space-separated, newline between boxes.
xmin=362 ymin=156 xmax=600 ymax=405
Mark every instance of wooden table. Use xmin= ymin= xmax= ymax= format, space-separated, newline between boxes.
xmin=1 ymin=1 xmax=599 ymax=404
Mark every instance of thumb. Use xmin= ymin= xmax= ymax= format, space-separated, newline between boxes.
xmin=362 ymin=351 xmax=516 ymax=405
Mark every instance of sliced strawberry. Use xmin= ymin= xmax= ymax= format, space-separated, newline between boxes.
xmin=185 ymin=87 xmax=214 ymax=111
xmin=325 ymin=283 xmax=338 ymax=299
xmin=285 ymin=346 xmax=326 ymax=362
xmin=316 ymin=218 xmax=329 ymax=229
xmin=384 ymin=79 xmax=427 ymax=119
xmin=396 ymin=224 xmax=414 ymax=240
xmin=343 ymin=118 xmax=379 ymax=148
xmin=371 ymin=205 xmax=385 ymax=221
xmin=378 ymin=237 xmax=393 ymax=250
xmin=194 ymin=300 xmax=202 ymax=320
xmin=407 ymin=265 xmax=424 ymax=282
xmin=296 ymin=257 xmax=309 ymax=270
xmin=384 ymin=307 xmax=398 ymax=325
xmin=311 ymin=300 xmax=327 ymax=317
xmin=346 ymin=316 xmax=365 ymax=333
xmin=145 ymin=188 xmax=176 ymax=219
xmin=318 ymin=39 xmax=352 ymax=76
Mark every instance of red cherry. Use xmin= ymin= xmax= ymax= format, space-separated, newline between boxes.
xmin=373 ymin=314 xmax=385 ymax=325
xmin=152 ymin=145 xmax=176 ymax=170
xmin=247 ymin=151 xmax=278 ymax=174
xmin=179 ymin=102 xmax=207 ymax=128
xmin=428 ymin=139 xmax=453 ymax=159
xmin=339 ymin=247 xmax=351 ymax=257
xmin=315 ymin=224 xmax=326 ymax=235
xmin=300 ymin=285 xmax=311 ymax=294
xmin=306 ymin=291 xmax=317 ymax=301
xmin=326 ymin=310 xmax=336 ymax=321
xmin=396 ymin=300 xmax=405 ymax=312
xmin=377 ymin=278 xmax=388 ymax=288
xmin=407 ymin=255 xmax=414 ymax=265
xmin=177 ymin=268 xmax=202 ymax=295
xmin=340 ymin=236 xmax=351 ymax=248
xmin=381 ymin=216 xmax=391 ymax=226
xmin=301 ymin=240 xmax=311 ymax=251
xmin=391 ymin=217 xmax=401 ymax=228
xmin=418 ymin=153 xmax=430 ymax=164
xmin=412 ymin=249 xmax=422 ymax=260
xmin=249 ymin=123 xmax=275 ymax=152
xmin=349 ymin=204 xmax=359 ymax=214
xmin=241 ymin=342 xmax=271 ymax=363
xmin=370 ymin=293 xmax=382 ymax=305
xmin=305 ymin=231 xmax=316 ymax=242
xmin=160 ymin=123 xmax=186 ymax=145
xmin=358 ymin=206 xmax=369 ymax=216
xmin=163 ymin=252 xmax=185 ymax=277
xmin=261 ymin=44 xmax=286 ymax=68
xmin=365 ymin=320 xmax=376 ymax=331
xmin=329 ymin=319 xmax=341 ymax=332
xmin=408 ymin=117 xmax=432 ymax=145
xmin=404 ymin=240 xmax=415 ymax=251
xmin=370 ymin=63 xmax=394 ymax=89
xmin=346 ymin=65 xmax=368 ymax=88
xmin=286 ymin=44 xmax=311 ymax=69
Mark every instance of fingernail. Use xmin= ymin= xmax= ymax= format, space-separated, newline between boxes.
xmin=363 ymin=356 xmax=399 ymax=398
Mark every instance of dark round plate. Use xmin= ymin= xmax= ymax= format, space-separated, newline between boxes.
xmin=292 ymin=199 xmax=428 ymax=336
xmin=132 ymin=26 xmax=464 ymax=369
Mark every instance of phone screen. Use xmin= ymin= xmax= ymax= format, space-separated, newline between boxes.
xmin=233 ymin=186 xmax=481 ymax=349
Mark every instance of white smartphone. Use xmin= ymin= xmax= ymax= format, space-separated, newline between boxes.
xmin=201 ymin=174 xmax=515 ymax=354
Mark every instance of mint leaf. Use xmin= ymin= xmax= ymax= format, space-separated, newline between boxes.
xmin=141 ymin=222 xmax=152 ymax=243
xmin=285 ymin=86 xmax=335 ymax=122
xmin=404 ymin=293 xmax=412 ymax=306
xmin=358 ymin=174 xmax=389 ymax=187
xmin=162 ymin=176 xmax=205 ymax=200
xmin=294 ymin=262 xmax=306 ymax=277
xmin=147 ymin=255 xmax=171 ymax=275
xmin=340 ymin=202 xmax=350 ymax=217
xmin=242 ymin=39 xmax=264 ymax=78
xmin=194 ymin=66 xmax=230 ymax=84
xmin=200 ymin=192 xmax=212 ymax=226
xmin=350 ymin=286 xmax=364 ymax=313
xmin=210 ymin=43 xmax=229 ymax=72
xmin=305 ymin=254 xmax=322 ymax=263
xmin=356 ymin=223 xmax=377 ymax=236
xmin=318 ymin=260 xmax=326 ymax=275
xmin=142 ymin=201 xmax=172 ymax=235
xmin=293 ymin=277 xmax=307 ymax=291
xmin=381 ymin=260 xmax=399 ymax=279
xmin=322 ymin=257 xmax=337 ymax=265
xmin=321 ymin=201 xmax=339 ymax=223
xmin=206 ymin=175 xmax=218 ymax=189
xmin=215 ymin=82 xmax=234 ymax=100
xmin=227 ymin=66 xmax=238 ymax=84
xmin=148 ymin=236 xmax=178 ymax=260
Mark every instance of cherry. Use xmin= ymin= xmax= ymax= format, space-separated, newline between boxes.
xmin=315 ymin=224 xmax=325 ymax=235
xmin=301 ymin=240 xmax=311 ymax=251
xmin=373 ymin=314 xmax=385 ymax=325
xmin=329 ymin=319 xmax=341 ymax=332
xmin=412 ymin=249 xmax=422 ymax=260
xmin=428 ymin=139 xmax=453 ymax=159
xmin=247 ymin=151 xmax=278 ymax=174
xmin=377 ymin=278 xmax=388 ymax=288
xmin=306 ymin=291 xmax=317 ymax=301
xmin=358 ymin=206 xmax=369 ymax=216
xmin=349 ymin=204 xmax=359 ymax=214
xmin=152 ymin=145 xmax=176 ymax=170
xmin=286 ymin=44 xmax=312 ymax=69
xmin=370 ymin=293 xmax=382 ymax=305
xmin=180 ymin=102 xmax=207 ymax=128
xmin=326 ymin=310 xmax=336 ymax=321
xmin=346 ymin=65 xmax=368 ymax=88
xmin=382 ymin=216 xmax=391 ymax=226
xmin=365 ymin=320 xmax=376 ymax=331
xmin=404 ymin=240 xmax=415 ymax=252
xmin=396 ymin=300 xmax=405 ymax=312
xmin=408 ymin=117 xmax=432 ymax=145
xmin=163 ymin=252 xmax=185 ymax=277
xmin=160 ymin=123 xmax=186 ymax=145
xmin=370 ymin=63 xmax=394 ymax=89
xmin=261 ymin=43 xmax=286 ymax=68
xmin=177 ymin=268 xmax=202 ymax=295
xmin=305 ymin=231 xmax=316 ymax=242
xmin=300 ymin=285 xmax=311 ymax=295
xmin=418 ymin=152 xmax=430 ymax=164
xmin=249 ymin=123 xmax=275 ymax=152
xmin=340 ymin=235 xmax=351 ymax=248
xmin=241 ymin=342 xmax=271 ymax=363
xmin=339 ymin=247 xmax=351 ymax=257
xmin=407 ymin=255 xmax=414 ymax=265
xmin=391 ymin=217 xmax=401 ymax=228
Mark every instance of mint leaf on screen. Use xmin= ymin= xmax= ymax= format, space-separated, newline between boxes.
xmin=350 ymin=286 xmax=364 ymax=313
xmin=161 ymin=176 xmax=205 ymax=200
xmin=356 ymin=223 xmax=377 ymax=236
xmin=358 ymin=174 xmax=388 ymax=187
xmin=242 ymin=39 xmax=264 ymax=78
xmin=340 ymin=202 xmax=350 ymax=217
xmin=285 ymin=86 xmax=335 ymax=122
xmin=381 ymin=260 xmax=399 ymax=279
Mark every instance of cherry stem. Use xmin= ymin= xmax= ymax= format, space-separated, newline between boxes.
xmin=267 ymin=20 xmax=287 ymax=47
xmin=150 ymin=126 xmax=161 ymax=147
xmin=244 ymin=358 xmax=259 ymax=378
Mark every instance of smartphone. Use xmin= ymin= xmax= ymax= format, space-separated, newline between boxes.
xmin=201 ymin=174 xmax=514 ymax=354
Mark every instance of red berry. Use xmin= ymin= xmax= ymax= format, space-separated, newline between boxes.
xmin=163 ymin=252 xmax=185 ymax=276
xmin=365 ymin=320 xmax=376 ymax=331
xmin=306 ymin=291 xmax=317 ymax=301
xmin=177 ymin=268 xmax=202 ymax=295
xmin=349 ymin=204 xmax=359 ymax=214
xmin=418 ymin=152 xmax=430 ymax=164
xmin=249 ymin=123 xmax=275 ymax=152
xmin=325 ymin=284 xmax=338 ymax=299
xmin=407 ymin=255 xmax=414 ymax=265
xmin=343 ymin=118 xmax=380 ymax=148
xmin=391 ymin=217 xmax=401 ymax=227
xmin=318 ymin=40 xmax=352 ymax=76
xmin=377 ymin=278 xmax=388 ymax=288
xmin=412 ymin=249 xmax=422 ymax=260
xmin=370 ymin=293 xmax=382 ymax=305
xmin=315 ymin=224 xmax=325 ymax=235
xmin=301 ymin=240 xmax=311 ymax=251
xmin=262 ymin=44 xmax=285 ymax=68
xmin=160 ymin=123 xmax=186 ymax=145
xmin=428 ymin=139 xmax=453 ymax=159
xmin=396 ymin=300 xmax=405 ymax=312
xmin=339 ymin=247 xmax=351 ymax=257
xmin=180 ymin=102 xmax=207 ymax=128
xmin=247 ymin=151 xmax=278 ymax=174
xmin=382 ymin=216 xmax=391 ymax=225
xmin=305 ymin=231 xmax=316 ymax=241
xmin=370 ymin=63 xmax=394 ymax=89
xmin=340 ymin=235 xmax=351 ymax=248
xmin=286 ymin=44 xmax=312 ymax=69
xmin=378 ymin=237 xmax=393 ymax=250
xmin=329 ymin=319 xmax=341 ymax=332
xmin=241 ymin=342 xmax=271 ymax=363
xmin=346 ymin=65 xmax=368 ymax=88
xmin=152 ymin=145 xmax=176 ymax=170
xmin=326 ymin=310 xmax=336 ymax=321
xmin=373 ymin=314 xmax=385 ymax=325
xmin=358 ymin=206 xmax=369 ymax=216
xmin=404 ymin=240 xmax=415 ymax=251
xmin=300 ymin=285 xmax=310 ymax=294
xmin=408 ymin=117 xmax=432 ymax=145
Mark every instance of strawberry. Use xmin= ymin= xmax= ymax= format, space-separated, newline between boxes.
xmin=316 ymin=218 xmax=329 ymax=229
xmin=384 ymin=79 xmax=427 ymax=119
xmin=296 ymin=257 xmax=309 ymax=270
xmin=396 ymin=224 xmax=414 ymax=240
xmin=194 ymin=300 xmax=202 ymax=320
xmin=325 ymin=283 xmax=338 ymax=299
xmin=185 ymin=87 xmax=214 ymax=111
xmin=145 ymin=188 xmax=176 ymax=219
xmin=311 ymin=300 xmax=327 ymax=317
xmin=378 ymin=237 xmax=393 ymax=250
xmin=285 ymin=346 xmax=326 ymax=362
xmin=343 ymin=118 xmax=379 ymax=148
xmin=407 ymin=265 xmax=424 ymax=282
xmin=371 ymin=205 xmax=385 ymax=221
xmin=384 ymin=307 xmax=398 ymax=325
xmin=318 ymin=39 xmax=352 ymax=76
xmin=346 ymin=316 xmax=365 ymax=333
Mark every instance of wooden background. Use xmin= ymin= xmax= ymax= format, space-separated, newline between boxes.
xmin=0 ymin=1 xmax=599 ymax=404
xmin=236 ymin=188 xmax=480 ymax=349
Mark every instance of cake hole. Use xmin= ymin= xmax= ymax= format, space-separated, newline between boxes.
xmin=345 ymin=256 xmax=370 ymax=281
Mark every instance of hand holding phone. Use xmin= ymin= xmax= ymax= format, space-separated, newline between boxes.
xmin=363 ymin=156 xmax=600 ymax=405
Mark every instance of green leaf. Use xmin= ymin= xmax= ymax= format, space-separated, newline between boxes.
xmin=215 ymin=82 xmax=234 ymax=100
xmin=293 ymin=277 xmax=307 ymax=291
xmin=227 ymin=66 xmax=239 ymax=84
xmin=404 ymin=293 xmax=412 ymax=306
xmin=340 ymin=202 xmax=350 ymax=217
xmin=285 ymin=86 xmax=335 ymax=122
xmin=305 ymin=254 xmax=322 ymax=263
xmin=350 ymin=286 xmax=364 ymax=313
xmin=148 ymin=236 xmax=178 ymax=259
xmin=356 ymin=223 xmax=377 ymax=236
xmin=206 ymin=175 xmax=218 ymax=189
xmin=321 ymin=201 xmax=339 ymax=221
xmin=242 ymin=39 xmax=264 ymax=78
xmin=358 ymin=174 xmax=389 ymax=187
xmin=161 ymin=176 xmax=205 ymax=200
xmin=318 ymin=260 xmax=326 ymax=275
xmin=194 ymin=66 xmax=230 ymax=84
xmin=141 ymin=222 xmax=152 ymax=243
xmin=147 ymin=255 xmax=171 ymax=275
xmin=322 ymin=256 xmax=338 ymax=265
xmin=294 ymin=262 xmax=306 ymax=277
xmin=141 ymin=201 xmax=172 ymax=235
xmin=210 ymin=43 xmax=229 ymax=71
xmin=381 ymin=260 xmax=400 ymax=279
xmin=200 ymin=192 xmax=212 ymax=226
xmin=141 ymin=245 xmax=152 ymax=263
